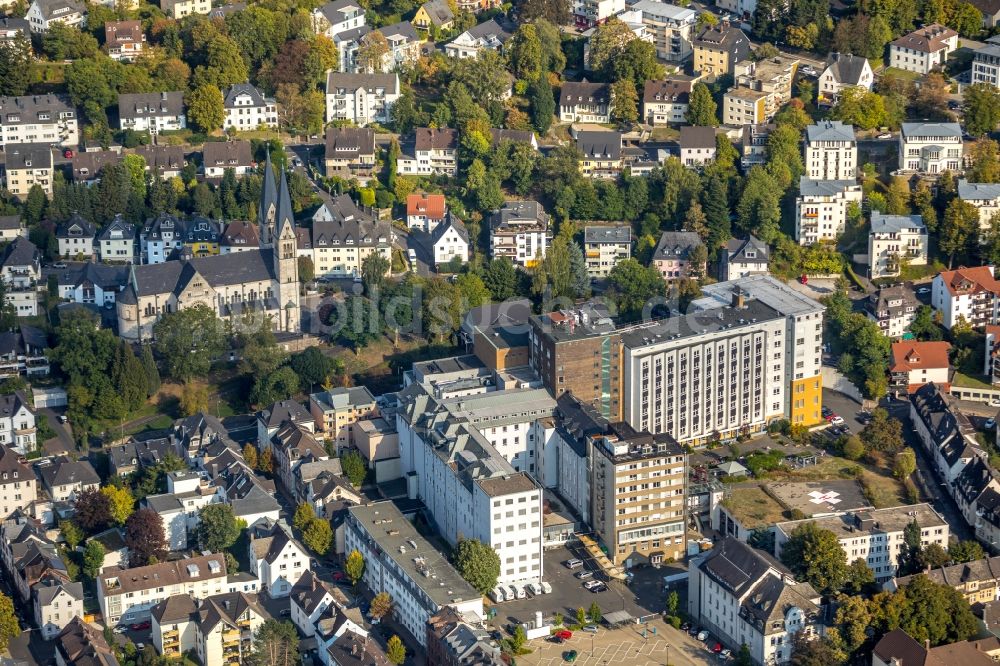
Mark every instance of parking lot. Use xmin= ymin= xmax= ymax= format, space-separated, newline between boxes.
xmin=487 ymin=545 xmax=667 ymax=631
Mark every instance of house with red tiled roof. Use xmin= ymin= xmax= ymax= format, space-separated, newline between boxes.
xmin=890 ymin=340 xmax=951 ymax=394
xmin=931 ymin=265 xmax=1000 ymax=330
xmin=406 ymin=192 xmax=447 ymax=232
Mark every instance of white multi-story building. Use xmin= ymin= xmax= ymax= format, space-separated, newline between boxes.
xmin=794 ymin=178 xmax=863 ymax=245
xmin=397 ymin=128 xmax=458 ymax=177
xmin=0 ymin=95 xmax=77 ymax=148
xmin=308 ymin=195 xmax=392 ymax=279
xmin=625 ymin=276 xmax=826 ymax=441
xmin=931 ymin=265 xmax=1000 ymax=330
xmin=489 ymin=200 xmax=552 ymax=269
xmin=775 ymin=504 xmax=949 ymax=583
xmin=247 ymin=519 xmax=308 ymax=598
xmin=971 ymin=42 xmax=1000 ymax=87
xmin=0 ymin=445 xmax=34 ymax=517
xmin=959 ymin=180 xmax=1000 ymax=231
xmin=899 ymin=122 xmax=963 ymax=174
xmin=817 ymin=53 xmax=874 ymax=106
xmin=431 ymin=214 xmax=469 ymax=267
xmin=632 ymin=1 xmax=697 ymax=62
xmin=96 ymin=216 xmax=138 ymax=264
xmin=222 ymin=84 xmax=277 ymax=131
xmin=3 ymin=144 xmax=53 ymax=200
xmin=867 ymin=213 xmax=928 ymax=279
xmin=25 ymin=0 xmax=85 ymax=32
xmin=160 ymin=0 xmax=211 ymax=18
xmin=643 ymin=76 xmax=695 ymax=125
xmin=118 ymin=92 xmax=186 ymax=135
xmin=397 ymin=388 xmax=546 ymax=586
xmin=804 ymin=120 xmax=856 ymax=180
xmin=344 ymin=502 xmax=484 ymax=646
xmin=889 ymin=24 xmax=958 ymax=75
xmin=325 ymin=72 xmax=400 ymax=126
xmin=0 ymin=237 xmax=39 ymax=318
xmin=584 ymin=225 xmax=631 ymax=277
xmin=865 ymin=285 xmax=920 ymax=340
xmin=572 ymin=0 xmax=624 ymax=29
xmin=689 ymin=538 xmax=822 ymax=665
xmin=444 ymin=18 xmax=513 ymax=59
xmin=311 ymin=0 xmax=365 ymax=40
xmin=151 ymin=592 xmax=266 ymax=663
xmin=34 ymin=578 xmax=83 ymax=640
xmin=719 ymin=235 xmax=769 ymax=281
xmin=142 ymin=471 xmax=220 ymax=551
xmin=559 ymin=80 xmax=611 ymax=123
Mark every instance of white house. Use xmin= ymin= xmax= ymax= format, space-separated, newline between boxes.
xmin=289 ymin=570 xmax=340 ymax=637
xmin=247 ymin=519 xmax=308 ymax=598
xmin=643 ymin=77 xmax=695 ymax=125
xmin=679 ymin=125 xmax=716 ymax=167
xmin=868 ymin=213 xmax=928 ymax=279
xmin=397 ymin=128 xmax=458 ymax=177
xmin=142 ymin=471 xmax=220 ymax=552
xmin=222 ymin=84 xmax=277 ymax=131
xmin=0 ymin=237 xmax=41 ymax=318
xmin=431 ymin=214 xmax=469 ymax=267
xmin=631 ymin=1 xmax=697 ymax=62
xmin=0 ymin=94 xmax=78 ymax=148
xmin=899 ymin=122 xmax=963 ymax=174
xmin=33 ymin=579 xmax=83 ymax=640
xmin=890 ymin=24 xmax=959 ymax=74
xmin=804 ymin=120 xmax=856 ymax=180
xmin=795 ymin=178 xmax=863 ymax=245
xmin=96 ymin=216 xmax=138 ymax=264
xmin=25 ymin=0 xmax=85 ymax=33
xmin=325 ymin=72 xmax=400 ymax=126
xmin=889 ymin=341 xmax=952 ymax=394
xmin=489 ymin=200 xmax=551 ymax=268
xmin=0 ymin=393 xmax=35 ymax=455
xmin=36 ymin=456 xmax=99 ymax=502
xmin=932 ymin=265 xmax=1000 ymax=330
xmin=444 ymin=18 xmax=513 ymax=59
xmin=202 ymin=140 xmax=254 ymax=178
xmin=406 ymin=192 xmax=447 ymax=232
xmin=559 ymin=80 xmax=611 ymax=123
xmin=959 ymin=180 xmax=1000 ymax=232
xmin=817 ymin=53 xmax=873 ymax=106
xmin=971 ymin=41 xmax=1000 ymax=88
xmin=719 ymin=235 xmax=769 ymax=281
xmin=117 ymin=92 xmax=186 ymax=135
xmin=311 ymin=0 xmax=365 ymax=40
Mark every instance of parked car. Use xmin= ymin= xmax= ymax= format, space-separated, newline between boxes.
xmin=712 ymin=643 xmax=723 ymax=654
xmin=526 ymin=582 xmax=540 ymax=596
xmin=821 ymin=406 xmax=832 ymax=418
xmin=130 ymin=622 xmax=151 ymax=631
xmin=564 ymin=559 xmax=584 ymax=569
xmin=550 ymin=635 xmax=565 ymax=644
xmin=555 ymin=630 xmax=573 ymax=640
xmin=917 ymin=286 xmax=931 ymax=294
xmin=564 ymin=650 xmax=578 ymax=663
xmin=582 ymin=625 xmax=599 ymax=634
xmin=831 ymin=416 xmax=845 ymax=426
xmin=877 ymin=132 xmax=892 ymax=139
xmin=489 ymin=586 xmax=506 ymax=603
xmin=507 ymin=585 xmax=519 ymax=600
xmin=63 ymin=149 xmax=74 ymax=158
xmin=540 ymin=581 xmax=553 ymax=594
xmin=52 ymin=262 xmax=67 ymax=269
xmin=575 ymin=570 xmax=594 ymax=580
xmin=587 ymin=582 xmax=607 ymax=593
xmin=697 ymin=630 xmax=709 ymax=641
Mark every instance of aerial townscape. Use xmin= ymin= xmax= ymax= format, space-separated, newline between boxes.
xmin=3 ymin=0 xmax=1000 ymax=665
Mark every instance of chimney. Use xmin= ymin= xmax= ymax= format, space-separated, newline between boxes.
xmin=732 ymin=288 xmax=745 ymax=309
xmin=924 ymin=639 xmax=931 ymax=652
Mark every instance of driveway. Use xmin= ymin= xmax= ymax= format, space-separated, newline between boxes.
xmin=38 ymin=407 xmax=73 ymax=456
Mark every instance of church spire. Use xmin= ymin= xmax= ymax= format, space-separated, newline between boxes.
xmin=259 ymin=150 xmax=279 ymax=246
xmin=276 ymin=160 xmax=295 ymax=238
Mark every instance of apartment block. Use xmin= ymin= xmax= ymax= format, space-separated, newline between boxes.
xmin=794 ymin=178 xmax=862 ymax=245
xmin=397 ymin=127 xmax=458 ymax=177
xmin=726 ymin=55 xmax=799 ymax=122
xmin=489 ymin=200 xmax=552 ymax=268
xmin=959 ymin=180 xmax=1000 ymax=231
xmin=632 ymin=1 xmax=697 ymax=62
xmin=325 ymin=72 xmax=400 ymax=126
xmin=309 ymin=195 xmax=392 ymax=279
xmin=972 ymin=42 xmax=1000 ymax=87
xmin=865 ymin=284 xmax=919 ymax=339
xmin=899 ymin=122 xmax=963 ymax=174
xmin=160 ymin=0 xmax=211 ymax=18
xmin=0 ymin=94 xmax=77 ymax=148
xmin=151 ymin=592 xmax=265 ymax=663
xmin=890 ymin=340 xmax=951 ymax=394
xmin=572 ymin=0 xmax=624 ymax=29
xmin=692 ymin=22 xmax=750 ymax=78
xmin=894 ymin=556 xmax=1000 ymax=606
xmin=583 ymin=225 xmax=631 ymax=277
xmin=222 ymin=83 xmax=277 ymax=131
xmin=889 ymin=23 xmax=958 ymax=75
xmin=118 ymin=91 xmax=185 ymax=135
xmin=867 ymin=213 xmax=928 ymax=279
xmin=804 ymin=120 xmax=856 ymax=180
xmin=643 ymin=76 xmax=695 ymax=125
xmin=308 ymin=386 xmax=378 ymax=450
xmin=3 ymin=144 xmax=53 ymax=199
xmin=932 ymin=265 xmax=1000 ymax=329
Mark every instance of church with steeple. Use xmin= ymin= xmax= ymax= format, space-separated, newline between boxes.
xmin=116 ymin=154 xmax=301 ymax=341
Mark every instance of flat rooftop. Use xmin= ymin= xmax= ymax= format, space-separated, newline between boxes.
xmin=347 ymin=501 xmax=481 ymax=607
xmin=695 ymin=274 xmax=825 ymax=317
xmin=766 ymin=479 xmax=871 ymax=517
xmin=775 ymin=502 xmax=946 ymax=538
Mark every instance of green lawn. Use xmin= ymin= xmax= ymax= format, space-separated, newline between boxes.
xmin=954 ymin=372 xmax=993 ymax=390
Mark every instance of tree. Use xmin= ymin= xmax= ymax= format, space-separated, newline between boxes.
xmin=290 ymin=347 xmax=339 ymax=391
xmin=967 ymin=138 xmax=1000 ymax=184
xmin=940 ymin=199 xmax=980 ymax=268
xmin=610 ymin=39 xmax=663 ymax=88
xmin=101 ymin=485 xmax=134 ymax=526
xmin=843 ymin=435 xmax=865 ymax=461
xmin=361 ymin=251 xmax=390 ymax=296
xmin=588 ymin=602 xmax=602 ymax=624
xmin=895 ymin=574 xmax=978 ymax=645
xmin=140 ymin=345 xmax=160 ymax=398
xmin=844 ymin=557 xmax=875 ymax=594
xmin=356 ymin=31 xmax=390 ymax=73
xmin=154 ymin=305 xmax=226 ymax=381
xmin=587 ymin=18 xmax=635 ymax=74
xmin=193 ymin=34 xmax=248 ymax=89
xmin=179 ymin=382 xmax=210 ymax=417
xmin=341 ymin=450 xmax=366 ymax=487
xmin=607 ymin=259 xmax=667 ymax=321
xmin=386 ymin=635 xmax=406 ymax=666
xmin=293 ymin=502 xmax=316 ymax=531
xmin=124 ymin=507 xmax=168 ymax=566
xmin=949 ymin=1 xmax=984 ymax=36
xmin=334 ymin=296 xmax=381 ymax=352
xmin=0 ymin=594 xmax=18 ymax=654
xmin=481 ymin=257 xmax=517 ymax=300
xmin=82 ymin=540 xmax=106 ymax=579
xmin=831 ymin=87 xmax=888 ymax=130
xmin=186 ymin=84 xmax=224 ymax=134
xmin=950 ymin=540 xmax=986 ymax=563
xmin=344 ymin=549 xmax=365 ymax=585
xmin=910 ymin=305 xmax=943 ymax=341
xmin=370 ymin=592 xmax=393 ymax=620
xmin=780 ymin=522 xmax=848 ymax=593
xmin=302 ymin=517 xmax=332 ymax=555
xmin=197 ymin=503 xmax=243 ymax=553
xmin=250 ymin=620 xmax=299 ymax=666
xmin=60 ymin=519 xmax=84 ymax=551
xmin=74 ymin=488 xmax=112 ymax=532
xmin=453 ymin=538 xmax=501 ymax=594
xmin=508 ymin=24 xmax=543 ymax=81
xmin=894 ymin=448 xmax=917 ymax=480
xmin=860 ymin=408 xmax=903 ymax=453
xmin=686 ymin=83 xmax=718 ymax=126
xmin=258 ymin=447 xmax=273 ymax=474
xmin=0 ymin=35 xmax=32 ymax=97
xmin=789 ymin=633 xmax=846 ymax=666
xmin=912 ymin=72 xmax=951 ymax=120
xmin=964 ymin=83 xmax=1000 ymax=137
xmin=529 ymin=75 xmax=555 ymax=134
xmin=610 ymin=79 xmax=638 ymax=123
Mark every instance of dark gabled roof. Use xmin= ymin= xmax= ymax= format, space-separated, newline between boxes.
xmin=58 ymin=262 xmax=127 ymax=290
xmin=955 ymin=456 xmax=1000 ymax=505
xmin=197 ymin=592 xmax=265 ymax=635
xmin=5 ymin=143 xmax=51 ymax=170
xmin=420 ymin=0 xmax=454 ymax=24
xmin=326 ymin=71 xmax=399 ymax=94
xmin=0 ymin=94 xmax=73 ymax=126
xmin=643 ymin=78 xmax=694 ymax=104
xmin=316 ymin=0 xmax=363 ymax=24
xmin=698 ymin=537 xmax=783 ymax=597
xmin=0 ymin=236 xmax=37 ymax=269
xmin=654 ymin=231 xmax=702 ymax=260
xmin=36 ymin=456 xmax=99 ymax=489
xmin=693 ymin=23 xmax=750 ymax=54
xmin=489 ymin=128 xmax=536 ymax=147
xmin=560 ymin=80 xmax=610 ymax=107
xmin=133 ymin=145 xmax=186 ymax=172
xmin=56 ymin=617 xmax=120 ymax=666
xmin=259 ymin=399 xmax=312 ymax=429
xmin=118 ymin=92 xmax=185 ymax=119
xmin=223 ymin=83 xmax=270 ymax=109
xmin=291 ymin=569 xmax=337 ymax=616
xmin=463 ymin=17 xmax=514 ymax=43
xmin=56 ymin=213 xmax=96 ymax=239
xmin=128 ymin=249 xmax=277 ymax=297
xmin=430 ymin=212 xmax=469 ymax=246
xmin=220 ymin=220 xmax=258 ymax=248
xmin=31 ymin=0 xmax=85 ymax=20
xmin=96 ymin=216 xmax=137 ymax=242
xmin=725 ymin=235 xmax=769 ymax=264
xmin=680 ymin=125 xmax=717 ymax=149
xmin=910 ymin=383 xmax=971 ymax=449
xmin=971 ymin=0 xmax=1000 ymax=15
xmin=379 ymin=20 xmax=418 ymax=42
xmin=0 ymin=214 xmax=21 ymax=231
xmin=575 ymin=130 xmax=621 ymax=160
xmin=415 ymin=127 xmax=457 ymax=151
xmin=203 ymin=140 xmax=253 ymax=168
xmin=324 ymin=127 xmax=376 ymax=160
xmin=105 ymin=20 xmax=143 ymax=47
xmin=0 ymin=445 xmax=31 ymax=487
xmin=150 ymin=592 xmax=197 ymax=624
xmin=824 ymin=53 xmax=869 ymax=84
xmin=72 ymin=150 xmax=122 ymax=182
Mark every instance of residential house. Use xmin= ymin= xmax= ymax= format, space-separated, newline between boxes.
xmin=70 ymin=150 xmax=121 ymax=185
xmin=55 ymin=214 xmax=95 ymax=259
xmin=740 ymin=123 xmax=774 ymax=168
xmin=325 ymin=72 xmax=400 ymax=126
xmin=0 ymin=445 xmax=34 ymax=518
xmin=0 ymin=325 xmax=50 ymax=379
xmin=971 ymin=0 xmax=1000 ymax=28
xmin=643 ymin=76 xmax=695 ymax=125
xmin=301 ymin=469 xmax=361 ymax=520
xmin=0 ymin=236 xmax=40 ymax=317
xmin=97 ymin=553 xmax=233 ymax=626
xmin=222 ymin=83 xmax=277 ymax=131
xmin=202 ymin=140 xmax=254 ymax=179
xmin=960 ymin=180 xmax=1000 ymax=232
xmin=258 ymin=399 xmax=315 ymax=451
xmin=133 ymin=144 xmax=186 ymax=179
xmin=890 ymin=24 xmax=959 ymax=74
xmin=118 ymin=92 xmax=186 ymax=135
xmin=312 ymin=0 xmax=365 ymax=40
xmin=142 ymin=214 xmax=218 ymax=264
xmin=248 ymin=518 xmax=309 ymax=597
xmin=3 ymin=143 xmax=53 ymax=199
xmin=724 ymin=55 xmax=799 ymax=124
xmin=865 ymin=284 xmax=920 ymax=339
xmin=692 ymin=21 xmax=750 ymax=78
xmin=444 ymin=18 xmax=513 ymax=59
xmin=142 ymin=471 xmax=220 ymax=551
xmin=900 ymin=121 xmax=964 ymax=173
xmin=160 ymin=0 xmax=211 ymax=18
xmin=558 ymin=80 xmax=611 ymax=123
xmin=323 ymin=127 xmax=377 ymax=183
xmin=398 ymin=127 xmax=458 ymax=176
xmin=151 ymin=592 xmax=265 ymax=663
xmin=34 ymin=577 xmax=84 ymax=639
xmin=25 ymin=0 xmax=85 ymax=32
xmin=688 ymin=538 xmax=822 ymax=665
xmin=719 ymin=235 xmax=768 ymax=281
xmin=96 ymin=215 xmax=138 ymax=264
xmin=270 ymin=421 xmax=330 ymax=498
xmin=322 ymin=624 xmax=389 ymax=666
xmin=632 ymin=1 xmax=697 ymax=62
xmin=54 ymin=617 xmax=119 ymax=666
xmin=431 ymin=214 xmax=469 ymax=267
xmin=406 ymin=192 xmax=447 ymax=232
xmin=932 ymin=265 xmax=1000 ymax=329
xmin=817 ymin=53 xmax=873 ymax=106
xmin=309 ymin=386 xmax=377 ymax=450
xmin=333 ymin=26 xmax=370 ymax=74
xmin=489 ymin=128 xmax=539 ymax=150
xmin=370 ymin=21 xmax=422 ymax=72
xmin=426 ymin=607 xmax=503 ymax=666
xmin=873 ymin=629 xmax=996 ymax=666
xmin=679 ymin=125 xmax=716 ymax=167
xmin=413 ymin=0 xmax=454 ymax=31
xmin=805 ymin=120 xmax=857 ymax=180
xmin=583 ymin=225 xmax=631 ymax=277
xmin=219 ymin=220 xmax=259 ymax=254
xmin=576 ymin=130 xmax=622 ymax=179
xmin=794 ymin=178 xmax=863 ymax=245
xmin=105 ymin=20 xmax=144 ymax=61
xmin=867 ymin=213 xmax=928 ymax=279
xmin=971 ymin=40 xmax=1000 ymax=87
xmin=290 ymin=570 xmax=340 ymax=637
xmin=208 ymin=2 xmax=245 ymax=18
xmin=572 ymin=0 xmax=625 ymax=29
xmin=489 ymin=200 xmax=551 ymax=268
xmin=107 ymin=436 xmax=179 ymax=477
xmin=652 ymin=230 xmax=704 ymax=280
xmin=85 ymin=528 xmax=128 ymax=571
xmin=308 ymin=195 xmax=392 ymax=278
xmin=894 ymin=556 xmax=1000 ymax=605
xmin=721 ymin=86 xmax=767 ymax=125
xmin=36 ymin=456 xmax=98 ymax=502
xmin=0 ymin=18 xmax=30 ymax=47
xmin=0 ymin=94 xmax=78 ymax=148
xmin=890 ymin=340 xmax=952 ymax=394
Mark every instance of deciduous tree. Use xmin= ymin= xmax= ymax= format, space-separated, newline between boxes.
xmin=74 ymin=488 xmax=112 ymax=532
xmin=779 ymin=522 xmax=848 ymax=594
xmin=964 ymin=83 xmax=1000 ymax=137
xmin=185 ymin=84 xmax=224 ymax=133
xmin=386 ymin=635 xmax=406 ymax=665
xmin=302 ymin=517 xmax=332 ymax=555
xmin=686 ymin=82 xmax=718 ymax=126
xmin=82 ymin=540 xmax=106 ymax=579
xmin=101 ymin=486 xmax=134 ymax=526
xmin=345 ymin=549 xmax=365 ymax=585
xmin=197 ymin=503 xmax=243 ymax=553
xmin=154 ymin=304 xmax=226 ymax=381
xmin=125 ymin=507 xmax=168 ymax=566
xmin=453 ymin=538 xmax=501 ymax=594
